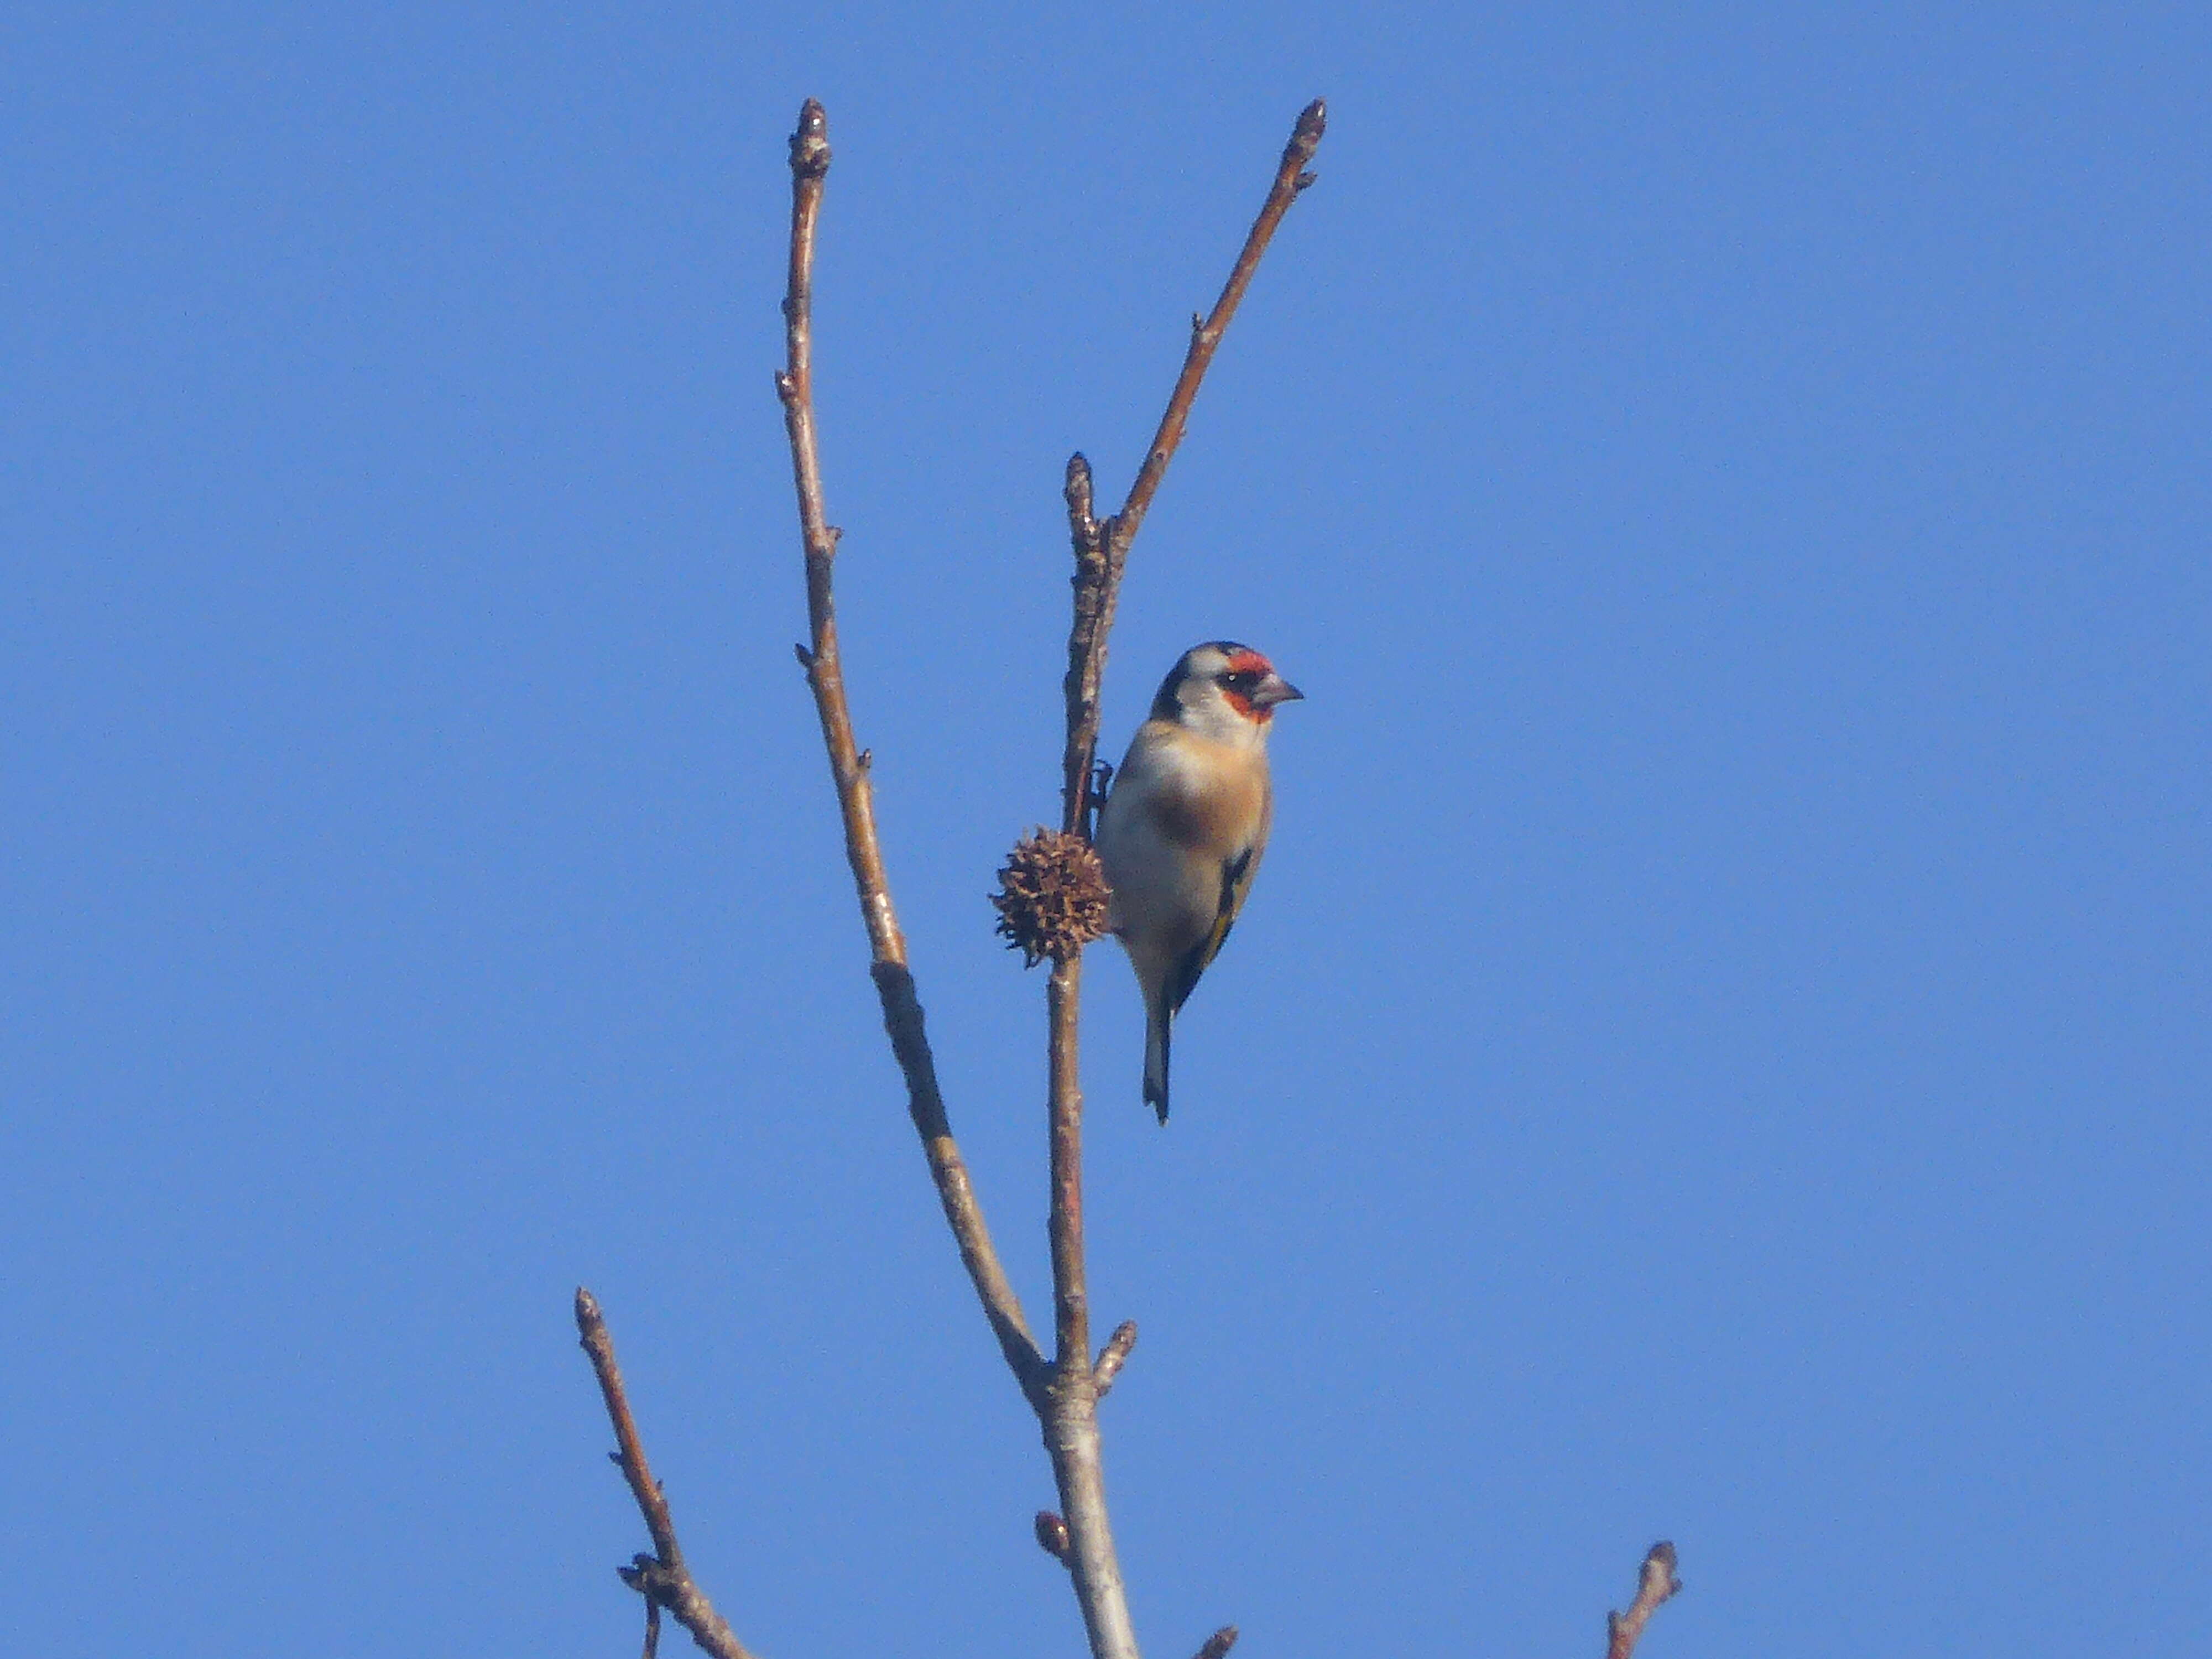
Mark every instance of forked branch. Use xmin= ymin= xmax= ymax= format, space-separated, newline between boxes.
xmin=1058 ymin=99 xmax=1327 ymax=837
xmin=576 ymin=1288 xmax=758 ymax=1659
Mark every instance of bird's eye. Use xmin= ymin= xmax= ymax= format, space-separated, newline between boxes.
xmin=1223 ymin=670 xmax=1261 ymax=693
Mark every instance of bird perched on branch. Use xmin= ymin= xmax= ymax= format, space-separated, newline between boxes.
xmin=1094 ymin=641 xmax=1303 ymax=1123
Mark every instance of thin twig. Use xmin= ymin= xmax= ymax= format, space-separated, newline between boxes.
xmin=1604 ymin=1542 xmax=1682 ymax=1659
xmin=1058 ymin=98 xmax=1327 ymax=836
xmin=1193 ymin=1627 xmax=1240 ymax=1659
xmin=774 ymin=97 xmax=1047 ymax=1402
xmin=1041 ymin=99 xmax=1328 ymax=1659
xmin=575 ymin=1288 xmax=759 ymax=1659
xmin=1059 ymin=453 xmax=1108 ymax=837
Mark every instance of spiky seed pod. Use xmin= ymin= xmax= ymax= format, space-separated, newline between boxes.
xmin=992 ymin=829 xmax=1110 ymax=967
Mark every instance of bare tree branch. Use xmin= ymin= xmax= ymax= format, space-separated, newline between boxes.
xmin=1058 ymin=453 xmax=1109 ymax=838
xmin=1193 ymin=1628 xmax=1240 ymax=1659
xmin=575 ymin=1288 xmax=759 ymax=1659
xmin=1058 ymin=98 xmax=1328 ymax=838
xmin=1604 ymin=1542 xmax=1682 ymax=1659
xmin=774 ymin=97 xmax=1047 ymax=1403
xmin=1041 ymin=947 xmax=1138 ymax=1659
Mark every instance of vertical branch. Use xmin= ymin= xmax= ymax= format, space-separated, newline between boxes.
xmin=775 ymin=98 xmax=1046 ymax=1400
xmin=1059 ymin=454 xmax=1108 ymax=835
xmin=1042 ymin=950 xmax=1139 ymax=1659
xmin=1047 ymin=959 xmax=1092 ymax=1372
xmin=1040 ymin=98 xmax=1329 ymax=1659
xmin=779 ymin=100 xmax=893 ymax=966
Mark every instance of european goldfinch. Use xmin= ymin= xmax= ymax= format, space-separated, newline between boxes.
xmin=1094 ymin=641 xmax=1302 ymax=1123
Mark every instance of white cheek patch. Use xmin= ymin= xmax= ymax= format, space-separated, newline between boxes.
xmin=1182 ymin=690 xmax=1269 ymax=750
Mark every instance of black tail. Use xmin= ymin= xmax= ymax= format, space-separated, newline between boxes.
xmin=1143 ymin=995 xmax=1171 ymax=1124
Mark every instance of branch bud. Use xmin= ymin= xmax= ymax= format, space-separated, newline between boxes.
xmin=1034 ymin=1509 xmax=1072 ymax=1562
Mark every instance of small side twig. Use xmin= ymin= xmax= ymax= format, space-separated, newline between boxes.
xmin=1092 ymin=1319 xmax=1138 ymax=1397
xmin=575 ymin=1288 xmax=759 ymax=1659
xmin=1605 ymin=1542 xmax=1682 ymax=1659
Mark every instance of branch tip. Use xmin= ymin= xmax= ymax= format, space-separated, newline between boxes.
xmin=1063 ymin=453 xmax=1098 ymax=541
xmin=789 ymin=100 xmax=830 ymax=178
xmin=1093 ymin=1319 xmax=1139 ymax=1395
xmin=1195 ymin=1625 xmax=1240 ymax=1659
xmin=1604 ymin=1541 xmax=1682 ymax=1659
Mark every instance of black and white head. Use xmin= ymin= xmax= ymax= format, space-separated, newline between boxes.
xmin=1150 ymin=641 xmax=1304 ymax=746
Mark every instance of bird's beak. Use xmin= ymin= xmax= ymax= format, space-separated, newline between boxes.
xmin=1251 ymin=674 xmax=1304 ymax=709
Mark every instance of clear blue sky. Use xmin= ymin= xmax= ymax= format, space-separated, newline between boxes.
xmin=4 ymin=5 xmax=2206 ymax=1655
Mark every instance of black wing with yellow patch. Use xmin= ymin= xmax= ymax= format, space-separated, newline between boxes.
xmin=1167 ymin=844 xmax=1256 ymax=1016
